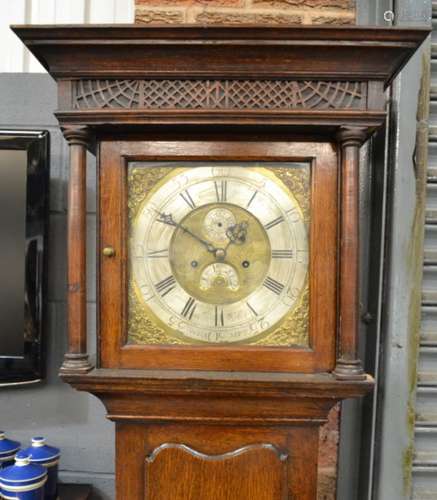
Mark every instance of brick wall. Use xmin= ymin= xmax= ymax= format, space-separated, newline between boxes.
xmin=318 ymin=406 xmax=341 ymax=500
xmin=135 ymin=0 xmax=355 ymax=25
xmin=134 ymin=2 xmax=355 ymax=499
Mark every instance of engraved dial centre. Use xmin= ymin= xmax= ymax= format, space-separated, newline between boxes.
xmin=169 ymin=203 xmax=271 ymax=305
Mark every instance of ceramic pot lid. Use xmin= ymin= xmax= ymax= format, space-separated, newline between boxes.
xmin=0 ymin=432 xmax=20 ymax=458
xmin=0 ymin=451 xmax=47 ymax=484
xmin=22 ymin=437 xmax=60 ymax=463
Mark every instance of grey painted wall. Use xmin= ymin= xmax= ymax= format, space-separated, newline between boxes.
xmin=0 ymin=74 xmax=115 ymax=499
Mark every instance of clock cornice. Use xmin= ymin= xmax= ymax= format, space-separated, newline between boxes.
xmin=12 ymin=24 xmax=429 ymax=137
xmin=11 ymin=24 xmax=428 ymax=83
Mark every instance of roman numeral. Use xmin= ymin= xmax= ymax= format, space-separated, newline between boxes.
xmin=246 ymin=302 xmax=258 ymax=317
xmin=180 ymin=189 xmax=196 ymax=209
xmin=147 ymin=249 xmax=169 ymax=259
xmin=139 ymin=283 xmax=154 ymax=301
xmin=181 ymin=297 xmax=197 ymax=319
xmin=246 ymin=190 xmax=258 ymax=208
xmin=263 ymin=276 xmax=284 ymax=296
xmin=272 ymin=249 xmax=294 ymax=259
xmin=264 ymin=215 xmax=285 ymax=231
xmin=286 ymin=207 xmax=300 ymax=223
xmin=297 ymin=249 xmax=308 ymax=263
xmin=155 ymin=275 xmax=176 ymax=297
xmin=214 ymin=180 xmax=227 ymax=202
xmin=215 ymin=306 xmax=225 ymax=327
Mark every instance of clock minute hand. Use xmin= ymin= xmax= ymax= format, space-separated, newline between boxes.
xmin=157 ymin=212 xmax=217 ymax=254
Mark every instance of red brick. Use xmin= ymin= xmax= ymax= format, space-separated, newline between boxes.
xmin=318 ymin=405 xmax=340 ymax=469
xmin=311 ymin=14 xmax=355 ymax=24
xmin=135 ymin=8 xmax=185 ymax=23
xmin=252 ymin=0 xmax=354 ymax=10
xmin=317 ymin=467 xmax=337 ymax=500
xmin=137 ymin=0 xmax=243 ymax=6
xmin=194 ymin=10 xmax=303 ymax=24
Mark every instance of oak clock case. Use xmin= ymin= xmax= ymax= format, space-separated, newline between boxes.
xmin=128 ymin=162 xmax=310 ymax=347
xmin=13 ymin=24 xmax=428 ymax=500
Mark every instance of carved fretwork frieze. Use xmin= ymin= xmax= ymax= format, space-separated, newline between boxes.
xmin=73 ymin=79 xmax=367 ymax=111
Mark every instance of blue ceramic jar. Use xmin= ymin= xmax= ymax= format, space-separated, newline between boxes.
xmin=22 ymin=438 xmax=60 ymax=500
xmin=0 ymin=451 xmax=47 ymax=500
xmin=0 ymin=432 xmax=20 ymax=470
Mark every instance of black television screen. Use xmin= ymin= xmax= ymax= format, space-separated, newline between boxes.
xmin=0 ymin=130 xmax=49 ymax=385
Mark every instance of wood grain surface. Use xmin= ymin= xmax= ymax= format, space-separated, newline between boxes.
xmin=145 ymin=443 xmax=287 ymax=500
xmin=60 ymin=126 xmax=93 ymax=374
xmin=334 ymin=127 xmax=368 ymax=379
xmin=116 ymin=422 xmax=320 ymax=500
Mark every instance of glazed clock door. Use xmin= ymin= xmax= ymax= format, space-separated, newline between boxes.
xmin=99 ymin=139 xmax=338 ymax=373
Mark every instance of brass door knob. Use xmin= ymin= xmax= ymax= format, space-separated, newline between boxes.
xmin=102 ymin=246 xmax=116 ymax=257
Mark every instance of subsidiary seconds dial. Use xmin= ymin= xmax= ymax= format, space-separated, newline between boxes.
xmin=131 ymin=166 xmax=308 ymax=344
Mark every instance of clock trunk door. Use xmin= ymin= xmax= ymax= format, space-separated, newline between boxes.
xmin=98 ymin=139 xmax=338 ymax=373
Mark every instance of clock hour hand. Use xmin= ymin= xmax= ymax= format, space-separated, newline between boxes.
xmin=157 ymin=212 xmax=217 ymax=254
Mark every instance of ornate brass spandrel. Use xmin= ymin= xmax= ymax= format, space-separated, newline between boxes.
xmin=127 ymin=163 xmax=310 ymax=347
xmin=128 ymin=283 xmax=185 ymax=345
xmin=270 ymin=166 xmax=311 ymax=226
xmin=128 ymin=166 xmax=170 ymax=221
xmin=253 ymin=287 xmax=309 ymax=347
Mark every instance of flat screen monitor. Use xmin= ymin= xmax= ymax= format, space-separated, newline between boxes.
xmin=0 ymin=130 xmax=49 ymax=385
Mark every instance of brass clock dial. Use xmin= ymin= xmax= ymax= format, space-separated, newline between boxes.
xmin=169 ymin=203 xmax=271 ymax=305
xmin=129 ymin=165 xmax=309 ymax=345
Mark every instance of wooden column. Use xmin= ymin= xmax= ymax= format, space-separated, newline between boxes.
xmin=60 ymin=126 xmax=93 ymax=375
xmin=334 ymin=127 xmax=367 ymax=381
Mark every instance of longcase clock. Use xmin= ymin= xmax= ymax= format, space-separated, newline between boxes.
xmin=14 ymin=25 xmax=428 ymax=499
